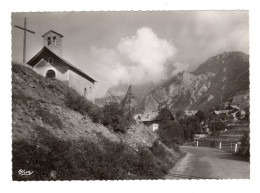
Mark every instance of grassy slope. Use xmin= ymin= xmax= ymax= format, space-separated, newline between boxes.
xmin=12 ymin=63 xmax=181 ymax=180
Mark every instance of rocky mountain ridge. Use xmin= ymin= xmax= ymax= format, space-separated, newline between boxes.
xmin=143 ymin=51 xmax=249 ymax=114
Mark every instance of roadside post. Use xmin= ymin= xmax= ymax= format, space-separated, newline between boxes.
xmin=235 ymin=143 xmax=238 ymax=153
xmin=219 ymin=142 xmax=222 ymax=150
xmin=196 ymin=140 xmax=199 ymax=147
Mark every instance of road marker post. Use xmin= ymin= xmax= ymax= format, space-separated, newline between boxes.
xmin=219 ymin=142 xmax=222 ymax=150
xmin=196 ymin=141 xmax=198 ymax=147
xmin=235 ymin=143 xmax=238 ymax=153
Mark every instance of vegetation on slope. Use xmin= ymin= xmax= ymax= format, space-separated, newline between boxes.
xmin=156 ymin=108 xmax=202 ymax=146
xmin=12 ymin=63 xmax=181 ymax=180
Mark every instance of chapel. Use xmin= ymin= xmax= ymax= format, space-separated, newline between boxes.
xmin=27 ymin=30 xmax=96 ymax=102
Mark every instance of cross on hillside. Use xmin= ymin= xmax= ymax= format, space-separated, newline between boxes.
xmin=14 ymin=17 xmax=35 ymax=63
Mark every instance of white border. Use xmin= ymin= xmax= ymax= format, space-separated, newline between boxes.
xmin=1 ymin=1 xmax=260 ymax=193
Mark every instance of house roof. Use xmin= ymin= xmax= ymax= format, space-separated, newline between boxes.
xmin=134 ymin=114 xmax=142 ymax=120
xmin=213 ymin=110 xmax=230 ymax=115
xmin=42 ymin=30 xmax=64 ymax=38
xmin=184 ymin=110 xmax=198 ymax=116
xmin=228 ymin=105 xmax=241 ymax=110
xmin=27 ymin=46 xmax=96 ymax=83
xmin=140 ymin=111 xmax=159 ymax=122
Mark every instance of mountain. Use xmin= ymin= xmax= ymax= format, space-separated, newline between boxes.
xmin=105 ymin=82 xmax=159 ymax=99
xmin=143 ymin=51 xmax=249 ymax=113
xmin=95 ymin=82 xmax=158 ymax=108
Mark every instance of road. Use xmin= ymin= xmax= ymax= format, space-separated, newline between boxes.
xmin=165 ymin=146 xmax=250 ymax=179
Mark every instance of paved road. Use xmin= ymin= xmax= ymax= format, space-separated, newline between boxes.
xmin=165 ymin=146 xmax=250 ymax=179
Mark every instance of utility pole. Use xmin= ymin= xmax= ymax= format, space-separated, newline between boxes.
xmin=14 ymin=17 xmax=35 ymax=63
xmin=220 ymin=94 xmax=223 ymax=109
xmin=122 ymin=85 xmax=132 ymax=121
xmin=128 ymin=85 xmax=131 ymax=117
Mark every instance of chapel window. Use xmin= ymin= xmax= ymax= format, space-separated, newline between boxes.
xmin=53 ymin=36 xmax=57 ymax=46
xmin=48 ymin=57 xmax=53 ymax=64
xmin=47 ymin=37 xmax=51 ymax=45
xmin=84 ymin=88 xmax=87 ymax=97
xmin=46 ymin=70 xmax=56 ymax=79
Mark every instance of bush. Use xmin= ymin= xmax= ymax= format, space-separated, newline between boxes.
xmin=36 ymin=109 xmax=63 ymax=129
xmin=195 ymin=110 xmax=206 ymax=122
xmin=65 ymin=89 xmax=93 ymax=115
xmin=238 ymin=131 xmax=250 ymax=158
xmin=210 ymin=121 xmax=226 ymax=133
xmin=100 ymin=101 xmax=132 ymax=133
xmin=64 ymin=89 xmax=102 ymax=123
xmin=179 ymin=116 xmax=200 ymax=142
xmin=12 ymin=89 xmax=35 ymax=106
xmin=65 ymin=89 xmax=133 ymax=133
xmin=157 ymin=120 xmax=184 ymax=148
xmin=210 ymin=141 xmax=216 ymax=147
xmin=12 ymin=126 xmax=171 ymax=180
xmin=12 ymin=126 xmax=73 ymax=180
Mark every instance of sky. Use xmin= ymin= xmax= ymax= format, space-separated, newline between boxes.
xmin=12 ymin=11 xmax=249 ymax=98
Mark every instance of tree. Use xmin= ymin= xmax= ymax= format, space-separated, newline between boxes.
xmin=157 ymin=107 xmax=175 ymax=121
xmin=157 ymin=120 xmax=184 ymax=147
xmin=245 ymin=107 xmax=250 ymax=121
xmin=179 ymin=116 xmax=200 ymax=141
xmin=195 ymin=110 xmax=205 ymax=122
xmin=156 ymin=108 xmax=184 ymax=147
xmin=210 ymin=121 xmax=226 ymax=134
xmin=101 ymin=101 xmax=133 ymax=133
xmin=175 ymin=110 xmax=184 ymax=120
xmin=238 ymin=131 xmax=250 ymax=158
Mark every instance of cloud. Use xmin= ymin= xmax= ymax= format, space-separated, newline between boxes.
xmin=87 ymin=27 xmax=179 ymax=97
xmin=171 ymin=62 xmax=190 ymax=76
xmin=175 ymin=11 xmax=249 ymax=68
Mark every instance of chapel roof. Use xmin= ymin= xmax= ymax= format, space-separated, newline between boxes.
xmin=42 ymin=30 xmax=64 ymax=37
xmin=27 ymin=46 xmax=96 ymax=83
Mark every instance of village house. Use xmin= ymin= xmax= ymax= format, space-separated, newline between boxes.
xmin=27 ymin=30 xmax=96 ymax=102
xmin=183 ymin=110 xmax=198 ymax=117
xmin=140 ymin=110 xmax=175 ymax=131
xmin=212 ymin=104 xmax=246 ymax=121
xmin=140 ymin=111 xmax=160 ymax=131
xmin=133 ymin=114 xmax=142 ymax=122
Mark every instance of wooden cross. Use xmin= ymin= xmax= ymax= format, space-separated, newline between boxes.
xmin=14 ymin=17 xmax=35 ymax=63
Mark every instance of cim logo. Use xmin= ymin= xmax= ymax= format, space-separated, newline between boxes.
xmin=18 ymin=169 xmax=34 ymax=176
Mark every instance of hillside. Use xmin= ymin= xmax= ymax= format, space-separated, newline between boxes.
xmin=12 ymin=63 xmax=181 ymax=180
xmin=143 ymin=51 xmax=249 ymax=113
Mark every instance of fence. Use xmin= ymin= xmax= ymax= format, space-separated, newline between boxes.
xmin=195 ymin=139 xmax=241 ymax=153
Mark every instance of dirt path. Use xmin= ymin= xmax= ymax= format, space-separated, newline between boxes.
xmin=165 ymin=146 xmax=250 ymax=179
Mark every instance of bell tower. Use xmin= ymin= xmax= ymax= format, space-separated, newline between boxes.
xmin=42 ymin=30 xmax=63 ymax=57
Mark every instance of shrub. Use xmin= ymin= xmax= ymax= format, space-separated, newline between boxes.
xmin=157 ymin=120 xmax=184 ymax=148
xmin=210 ymin=121 xmax=226 ymax=133
xmin=12 ymin=126 xmax=73 ymax=180
xmin=65 ymin=89 xmax=93 ymax=115
xmin=100 ymin=101 xmax=132 ymax=133
xmin=65 ymin=89 xmax=133 ymax=133
xmin=64 ymin=88 xmax=102 ymax=123
xmin=12 ymin=89 xmax=35 ymax=106
xmin=12 ymin=126 xmax=172 ymax=180
xmin=179 ymin=116 xmax=200 ymax=142
xmin=238 ymin=131 xmax=250 ymax=158
xmin=195 ymin=110 xmax=206 ymax=122
xmin=210 ymin=141 xmax=216 ymax=147
xmin=36 ymin=109 xmax=63 ymax=129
